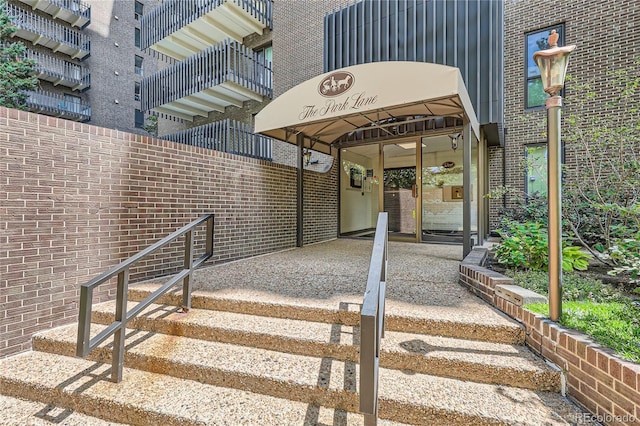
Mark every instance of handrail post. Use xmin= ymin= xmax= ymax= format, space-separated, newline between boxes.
xmin=76 ymin=285 xmax=93 ymax=357
xmin=182 ymin=230 xmax=194 ymax=312
xmin=359 ymin=212 xmax=388 ymax=426
xmin=112 ymin=269 xmax=129 ymax=383
xmin=206 ymin=214 xmax=214 ymax=257
xmin=361 ymin=313 xmax=378 ymax=425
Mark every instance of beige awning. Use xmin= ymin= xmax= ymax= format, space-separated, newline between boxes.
xmin=254 ymin=61 xmax=479 ymax=153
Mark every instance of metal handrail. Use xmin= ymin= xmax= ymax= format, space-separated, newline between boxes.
xmin=162 ymin=119 xmax=273 ymax=161
xmin=141 ymin=39 xmax=272 ymax=112
xmin=76 ymin=214 xmax=215 ymax=383
xmin=6 ymin=3 xmax=91 ymax=56
xmin=359 ymin=212 xmax=388 ymax=426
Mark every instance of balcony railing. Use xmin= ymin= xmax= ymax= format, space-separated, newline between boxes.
xmin=162 ymin=119 xmax=272 ymax=161
xmin=6 ymin=3 xmax=90 ymax=60
xmin=26 ymin=49 xmax=90 ymax=91
xmin=25 ymin=90 xmax=91 ymax=122
xmin=141 ymin=0 xmax=272 ymax=59
xmin=142 ymin=39 xmax=272 ymax=120
xmin=16 ymin=0 xmax=90 ymax=28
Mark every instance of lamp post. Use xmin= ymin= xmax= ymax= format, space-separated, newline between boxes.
xmin=533 ymin=30 xmax=576 ymax=322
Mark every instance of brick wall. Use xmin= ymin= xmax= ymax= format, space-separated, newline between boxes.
xmin=270 ymin=0 xmax=352 ymax=168
xmin=460 ymin=249 xmax=640 ymax=426
xmin=0 ymin=106 xmax=336 ymax=358
xmin=303 ymin=160 xmax=338 ymax=244
xmin=497 ymin=0 xmax=640 ymax=230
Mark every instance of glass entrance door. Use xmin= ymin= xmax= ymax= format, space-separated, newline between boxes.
xmin=339 ymin=145 xmax=381 ymax=238
xmin=383 ymin=142 xmax=418 ymax=240
xmin=420 ymin=135 xmax=477 ymax=243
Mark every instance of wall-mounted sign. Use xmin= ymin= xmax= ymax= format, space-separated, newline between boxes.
xmin=442 ymin=161 xmax=455 ymax=169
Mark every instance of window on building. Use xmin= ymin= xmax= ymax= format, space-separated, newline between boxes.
xmin=256 ymin=45 xmax=272 ymax=63
xmin=135 ymin=27 xmax=141 ymax=48
xmin=134 ymin=82 xmax=140 ymax=101
xmin=135 ymin=55 xmax=143 ymax=75
xmin=525 ymin=142 xmax=566 ymax=197
xmin=525 ymin=24 xmax=565 ymax=109
xmin=134 ymin=1 xmax=143 ymax=20
xmin=135 ymin=109 xmax=144 ymax=128
xmin=525 ymin=144 xmax=548 ymax=196
xmin=255 ymin=45 xmax=272 ymax=88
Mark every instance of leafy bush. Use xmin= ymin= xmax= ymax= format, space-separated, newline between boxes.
xmin=510 ymin=270 xmax=626 ymax=303
xmin=562 ymin=246 xmax=591 ymax=272
xmin=495 ymin=220 xmax=591 ymax=272
xmin=597 ymin=233 xmax=640 ymax=287
xmin=495 ymin=221 xmax=547 ymax=270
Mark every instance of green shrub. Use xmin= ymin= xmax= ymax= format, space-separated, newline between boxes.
xmin=510 ymin=270 xmax=625 ymax=303
xmin=495 ymin=220 xmax=592 ymax=272
xmin=597 ymin=232 xmax=640 ymax=287
xmin=495 ymin=221 xmax=547 ymax=270
xmin=562 ymin=246 xmax=591 ymax=272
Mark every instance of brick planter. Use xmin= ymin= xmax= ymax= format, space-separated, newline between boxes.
xmin=460 ymin=248 xmax=640 ymax=426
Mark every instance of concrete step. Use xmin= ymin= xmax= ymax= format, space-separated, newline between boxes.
xmin=0 ymin=350 xmax=592 ymax=426
xmin=85 ymin=301 xmax=558 ymax=391
xmin=128 ymin=283 xmax=524 ymax=344
xmin=0 ymin=351 xmax=409 ymax=426
xmin=0 ymin=394 xmax=127 ymax=425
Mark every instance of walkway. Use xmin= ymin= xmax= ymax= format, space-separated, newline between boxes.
xmin=0 ymin=238 xmax=597 ymax=425
xmin=191 ymin=239 xmax=516 ymax=333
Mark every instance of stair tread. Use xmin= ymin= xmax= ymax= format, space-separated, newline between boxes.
xmin=382 ymin=328 xmax=550 ymax=371
xmin=0 ymin=351 xmax=406 ymax=426
xmin=132 ymin=281 xmax=522 ymax=329
xmin=36 ymin=322 xmax=556 ymax=389
xmin=1 ymin=350 xmax=591 ymax=425
xmin=89 ymin=301 xmax=551 ymax=375
xmin=0 ymin=394 xmax=126 ymax=426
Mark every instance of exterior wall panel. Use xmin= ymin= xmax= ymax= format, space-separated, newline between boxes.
xmin=324 ymin=0 xmax=504 ymax=128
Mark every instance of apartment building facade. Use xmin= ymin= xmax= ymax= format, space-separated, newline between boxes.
xmin=6 ymin=0 xmax=636 ymax=240
xmin=4 ymin=0 xmax=164 ymax=134
xmin=497 ymin=0 xmax=639 ymax=229
xmin=139 ymin=0 xmax=274 ymax=160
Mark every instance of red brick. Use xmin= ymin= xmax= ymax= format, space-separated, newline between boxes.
xmin=615 ymin=381 xmax=640 ymax=407
xmin=1 ymin=106 xmax=310 ymax=359
xmin=622 ymin=364 xmax=640 ymax=391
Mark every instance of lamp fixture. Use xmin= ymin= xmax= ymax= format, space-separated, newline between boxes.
xmin=448 ymin=133 xmax=461 ymax=151
xmin=303 ymin=148 xmax=312 ymax=166
xmin=533 ymin=30 xmax=576 ymax=97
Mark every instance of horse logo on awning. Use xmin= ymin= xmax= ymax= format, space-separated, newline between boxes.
xmin=319 ymin=72 xmax=354 ymax=97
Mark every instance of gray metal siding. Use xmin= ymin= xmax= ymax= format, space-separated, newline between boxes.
xmin=324 ymin=0 xmax=503 ymax=126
